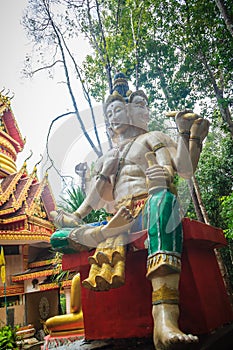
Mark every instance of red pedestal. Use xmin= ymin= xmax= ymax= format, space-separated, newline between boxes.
xmin=62 ymin=218 xmax=233 ymax=339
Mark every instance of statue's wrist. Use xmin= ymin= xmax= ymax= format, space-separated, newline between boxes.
xmin=190 ymin=136 xmax=202 ymax=150
xmin=96 ymin=173 xmax=111 ymax=182
xmin=74 ymin=211 xmax=82 ymax=220
xmin=178 ymin=130 xmax=190 ymax=137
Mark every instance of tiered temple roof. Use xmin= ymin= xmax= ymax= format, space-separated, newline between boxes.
xmin=0 ymin=90 xmax=59 ymax=299
xmin=0 ymin=92 xmax=25 ymax=177
xmin=0 ymin=163 xmax=56 ymax=244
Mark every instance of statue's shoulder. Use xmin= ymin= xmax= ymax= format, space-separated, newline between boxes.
xmin=145 ymin=130 xmax=177 ymax=148
xmin=146 ymin=130 xmax=176 ymax=146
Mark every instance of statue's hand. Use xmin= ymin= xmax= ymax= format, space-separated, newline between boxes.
xmin=190 ymin=118 xmax=210 ymax=142
xmin=175 ymin=110 xmax=199 ymax=134
xmin=146 ymin=164 xmax=172 ymax=189
xmin=50 ymin=210 xmax=82 ymax=229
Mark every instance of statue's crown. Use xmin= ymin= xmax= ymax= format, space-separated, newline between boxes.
xmin=104 ymin=72 xmax=148 ymax=115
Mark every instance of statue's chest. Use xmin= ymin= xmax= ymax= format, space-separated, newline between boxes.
xmin=118 ymin=141 xmax=149 ymax=164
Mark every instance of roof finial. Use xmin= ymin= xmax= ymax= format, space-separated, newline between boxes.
xmin=33 ymin=154 xmax=43 ymax=175
xmin=23 ymin=150 xmax=33 ymax=167
xmin=45 ymin=161 xmax=54 ymax=177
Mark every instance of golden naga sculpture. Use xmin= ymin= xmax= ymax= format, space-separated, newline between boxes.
xmin=45 ymin=273 xmax=84 ymax=336
xmin=50 ymin=73 xmax=210 ymax=349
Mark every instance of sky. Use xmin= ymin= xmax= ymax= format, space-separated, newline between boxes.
xmin=0 ymin=0 xmax=105 ymax=199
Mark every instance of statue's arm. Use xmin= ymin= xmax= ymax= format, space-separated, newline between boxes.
xmin=145 ymin=133 xmax=175 ymax=189
xmin=51 ymin=149 xmax=119 ymax=227
xmin=174 ymin=111 xmax=210 ymax=178
xmin=73 ymin=147 xmax=120 ymax=219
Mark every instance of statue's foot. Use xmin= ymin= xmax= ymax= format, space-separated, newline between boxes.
xmin=101 ymin=206 xmax=134 ymax=238
xmin=153 ymin=304 xmax=198 ymax=349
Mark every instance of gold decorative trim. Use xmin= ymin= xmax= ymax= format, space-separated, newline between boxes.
xmin=0 ymin=284 xmax=24 ymax=297
xmin=115 ymin=192 xmax=148 ymax=218
xmin=152 ymin=142 xmax=166 ymax=152
xmin=27 ymin=175 xmax=48 ymax=213
xmin=12 ymin=268 xmax=60 ymax=282
xmin=28 ymin=216 xmax=55 ymax=230
xmin=29 ymin=258 xmax=60 ymax=268
xmin=62 ymin=280 xmax=72 ymax=288
xmin=0 ymin=128 xmax=22 ymax=152
xmin=0 ymin=215 xmax=27 ymax=223
xmin=0 ymin=178 xmax=34 ymax=215
xmin=0 ymin=136 xmax=17 ymax=159
xmin=0 ymin=164 xmax=27 ymax=204
xmin=152 ymin=283 xmax=179 ymax=305
xmin=0 ymin=159 xmax=17 ymax=174
xmin=0 ymin=229 xmax=52 ymax=242
xmin=147 ymin=253 xmax=181 ymax=279
xmin=39 ymin=283 xmax=59 ymax=291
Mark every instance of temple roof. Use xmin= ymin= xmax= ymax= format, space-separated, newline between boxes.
xmin=0 ymin=92 xmax=25 ymax=177
xmin=0 ymin=93 xmax=25 ymax=152
xmin=0 ymin=163 xmax=56 ymax=244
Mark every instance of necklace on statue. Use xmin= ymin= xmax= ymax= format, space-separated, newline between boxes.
xmin=113 ymin=136 xmax=138 ymax=195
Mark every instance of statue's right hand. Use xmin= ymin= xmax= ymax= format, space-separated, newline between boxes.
xmin=50 ymin=210 xmax=82 ymax=229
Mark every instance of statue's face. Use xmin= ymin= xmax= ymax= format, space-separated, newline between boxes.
xmin=106 ymin=100 xmax=129 ymax=134
xmin=128 ymin=95 xmax=149 ymax=131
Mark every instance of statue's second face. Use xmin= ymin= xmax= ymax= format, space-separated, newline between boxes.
xmin=128 ymin=95 xmax=149 ymax=131
xmin=106 ymin=100 xmax=129 ymax=135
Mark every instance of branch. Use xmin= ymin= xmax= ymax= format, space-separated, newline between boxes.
xmin=45 ymin=111 xmax=76 ymax=181
xmin=55 ymin=25 xmax=103 ymax=155
xmin=95 ymin=0 xmax=113 ymax=93
xmin=215 ymin=0 xmax=233 ymax=38
xmin=42 ymin=0 xmax=102 ymax=157
xmin=30 ymin=60 xmax=63 ymax=75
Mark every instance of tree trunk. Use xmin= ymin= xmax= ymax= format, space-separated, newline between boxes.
xmin=201 ymin=54 xmax=233 ymax=137
xmin=187 ymin=178 xmax=205 ymax=222
xmin=215 ymin=0 xmax=233 ymax=38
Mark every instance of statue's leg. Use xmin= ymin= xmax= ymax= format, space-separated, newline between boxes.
xmin=145 ymin=189 xmax=198 ymax=349
xmin=150 ymin=271 xmax=198 ymax=349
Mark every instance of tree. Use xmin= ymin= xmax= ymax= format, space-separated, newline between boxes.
xmin=187 ymin=130 xmax=233 ymax=289
xmin=215 ymin=0 xmax=233 ymax=38
xmin=23 ymin=0 xmax=233 ymax=216
xmin=23 ymin=0 xmax=107 ymax=158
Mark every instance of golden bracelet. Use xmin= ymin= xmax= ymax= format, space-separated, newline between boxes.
xmin=190 ymin=136 xmax=202 ymax=149
xmin=152 ymin=143 xmax=165 ymax=153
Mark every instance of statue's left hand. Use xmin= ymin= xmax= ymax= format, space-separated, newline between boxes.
xmin=50 ymin=210 xmax=82 ymax=229
xmin=175 ymin=110 xmax=199 ymax=133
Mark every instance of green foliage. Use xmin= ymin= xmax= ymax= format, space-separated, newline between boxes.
xmin=0 ymin=325 xmax=18 ymax=350
xmin=59 ymin=294 xmax=66 ymax=315
xmin=221 ymin=193 xmax=233 ymax=239
xmin=195 ymin=132 xmax=233 ymax=228
xmin=58 ymin=184 xmax=109 ymax=223
xmin=193 ymin=131 xmax=233 ymax=286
